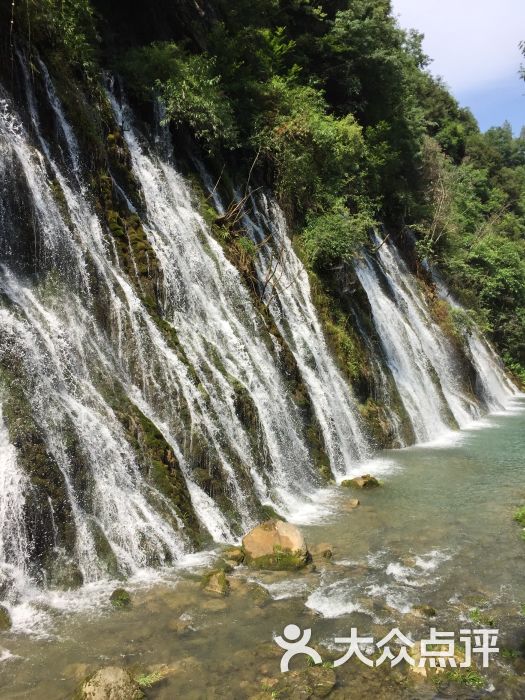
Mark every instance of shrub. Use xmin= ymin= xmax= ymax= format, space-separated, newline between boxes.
xmin=119 ymin=43 xmax=238 ymax=151
xmin=302 ymin=200 xmax=373 ymax=271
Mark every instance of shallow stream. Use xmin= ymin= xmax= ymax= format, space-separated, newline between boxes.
xmin=1 ymin=398 xmax=524 ymax=699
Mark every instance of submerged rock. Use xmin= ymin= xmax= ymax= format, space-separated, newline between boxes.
xmin=245 ymin=581 xmax=271 ymax=608
xmin=76 ymin=667 xmax=144 ymax=700
xmin=201 ymin=569 xmax=230 ymax=596
xmin=0 ymin=605 xmax=11 ymax=631
xmin=311 ymin=543 xmax=333 ymax=559
xmin=259 ymin=665 xmax=336 ymax=699
xmin=242 ymin=520 xmax=309 ymax=570
xmin=412 ymin=604 xmax=437 ymax=618
xmin=341 ymin=474 xmax=380 ymax=489
xmin=109 ymin=588 xmax=131 ymax=609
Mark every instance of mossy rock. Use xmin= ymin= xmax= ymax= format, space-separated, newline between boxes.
xmin=201 ymin=570 xmax=230 ymax=597
xmin=222 ymin=546 xmax=244 ymax=565
xmin=75 ymin=666 xmax=144 ymax=700
xmin=213 ymin=558 xmax=234 ymax=574
xmin=242 ymin=520 xmax=309 ymax=571
xmin=0 ymin=605 xmax=12 ymax=631
xmin=245 ymin=582 xmax=271 ymax=608
xmin=341 ymin=474 xmax=380 ymax=489
xmin=47 ymin=556 xmax=84 ymax=590
xmin=110 ymin=588 xmax=131 ymax=609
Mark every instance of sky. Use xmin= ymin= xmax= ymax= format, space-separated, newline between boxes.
xmin=391 ymin=0 xmax=525 ymax=134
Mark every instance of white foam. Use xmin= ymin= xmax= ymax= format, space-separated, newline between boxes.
xmin=305 ymin=580 xmax=368 ymax=619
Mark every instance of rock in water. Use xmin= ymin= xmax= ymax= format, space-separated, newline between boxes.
xmin=201 ymin=570 xmax=230 ymax=596
xmin=109 ymin=588 xmax=131 ymax=609
xmin=76 ymin=667 xmax=144 ymax=700
xmin=341 ymin=474 xmax=380 ymax=489
xmin=242 ymin=520 xmax=309 ymax=570
xmin=412 ymin=604 xmax=437 ymax=618
xmin=311 ymin=542 xmax=333 ymax=559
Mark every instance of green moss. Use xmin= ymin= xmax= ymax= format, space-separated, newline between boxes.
xmin=201 ymin=569 xmax=230 ymax=596
xmin=110 ymin=587 xmax=132 ymax=608
xmin=113 ymin=397 xmax=203 ymax=544
xmin=243 ymin=544 xmax=308 ymax=571
xmin=134 ymin=670 xmax=169 ymax=688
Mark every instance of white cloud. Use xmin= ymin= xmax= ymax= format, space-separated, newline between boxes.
xmin=392 ymin=0 xmax=525 ymax=93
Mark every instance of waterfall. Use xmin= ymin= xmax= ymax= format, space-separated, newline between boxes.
xmin=0 ymin=52 xmax=520 ymax=616
xmin=0 ymin=403 xmax=30 ymax=598
xmin=241 ymin=193 xmax=371 ymax=477
xmin=0 ymin=54 xmax=351 ymax=604
xmin=431 ymin=269 xmax=519 ymax=411
xmin=355 ymin=232 xmax=517 ymax=442
xmin=107 ymin=87 xmax=326 ymax=520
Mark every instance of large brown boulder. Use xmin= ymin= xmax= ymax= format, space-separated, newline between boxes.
xmin=76 ymin=667 xmax=144 ymax=700
xmin=242 ymin=520 xmax=309 ymax=570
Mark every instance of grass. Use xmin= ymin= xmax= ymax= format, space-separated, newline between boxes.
xmin=501 ymin=647 xmax=520 ymax=660
xmin=469 ymin=608 xmax=495 ymax=627
xmin=134 ymin=670 xmax=169 ymax=688
xmin=433 ymin=669 xmax=485 ymax=690
xmin=444 ymin=669 xmax=485 ymax=689
xmin=514 ymin=506 xmax=525 ymax=526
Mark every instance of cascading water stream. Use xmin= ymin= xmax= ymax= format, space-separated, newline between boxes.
xmin=0 ymin=51 xmax=520 ymax=634
xmin=107 ymin=88 xmax=326 ymax=518
xmin=431 ymin=269 xmax=520 ymax=411
xmin=240 ymin=193 xmax=371 ymax=478
xmin=355 ymin=232 xmax=516 ymax=442
xmin=0 ymin=403 xmax=30 ymax=599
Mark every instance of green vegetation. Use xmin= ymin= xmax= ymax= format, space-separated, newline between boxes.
xmin=435 ymin=669 xmax=485 ymax=690
xmin=109 ymin=587 xmax=131 ymax=608
xmin=5 ymin=0 xmax=524 ymax=381
xmin=118 ymin=43 xmax=238 ymax=151
xmin=134 ymin=670 xmax=169 ymax=689
xmin=514 ymin=506 xmax=525 ymax=526
xmin=469 ymin=607 xmax=495 ymax=627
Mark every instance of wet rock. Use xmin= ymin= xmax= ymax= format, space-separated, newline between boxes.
xmin=202 ymin=597 xmax=229 ymax=612
xmin=311 ymin=543 xmax=333 ymax=559
xmin=263 ymin=665 xmax=336 ymax=699
xmin=168 ymin=612 xmax=194 ymax=634
xmin=242 ymin=520 xmax=309 ymax=570
xmin=245 ymin=582 xmax=271 ymax=607
xmin=411 ymin=604 xmax=436 ymax=618
xmin=341 ymin=474 xmax=380 ymax=489
xmin=0 ymin=605 xmax=11 ymax=631
xmin=409 ymin=641 xmax=467 ymax=679
xmin=223 ymin=546 xmax=244 ymax=565
xmin=307 ymin=665 xmax=337 ymax=697
xmin=47 ymin=555 xmax=84 ymax=590
xmin=342 ymin=498 xmax=360 ymax=511
xmin=110 ymin=588 xmax=131 ymax=609
xmin=213 ymin=558 xmax=234 ymax=573
xmin=201 ymin=569 xmax=230 ymax=596
xmin=76 ymin=667 xmax=144 ymax=700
